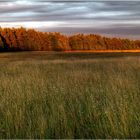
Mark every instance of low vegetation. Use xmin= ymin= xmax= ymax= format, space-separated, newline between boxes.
xmin=0 ymin=52 xmax=140 ymax=139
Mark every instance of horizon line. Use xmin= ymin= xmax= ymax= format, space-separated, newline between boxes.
xmin=0 ymin=27 xmax=139 ymax=41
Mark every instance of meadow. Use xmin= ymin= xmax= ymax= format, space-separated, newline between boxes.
xmin=0 ymin=52 xmax=140 ymax=139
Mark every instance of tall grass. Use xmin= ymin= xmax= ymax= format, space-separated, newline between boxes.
xmin=0 ymin=52 xmax=140 ymax=139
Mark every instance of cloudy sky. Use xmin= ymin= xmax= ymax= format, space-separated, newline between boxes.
xmin=0 ymin=0 xmax=140 ymax=39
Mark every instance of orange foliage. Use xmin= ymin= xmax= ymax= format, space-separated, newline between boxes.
xmin=0 ymin=27 xmax=139 ymax=51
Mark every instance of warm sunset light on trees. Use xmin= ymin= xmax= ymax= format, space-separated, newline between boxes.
xmin=0 ymin=27 xmax=140 ymax=52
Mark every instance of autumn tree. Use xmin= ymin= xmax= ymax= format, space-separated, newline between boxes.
xmin=0 ymin=27 xmax=140 ymax=52
xmin=0 ymin=28 xmax=10 ymax=51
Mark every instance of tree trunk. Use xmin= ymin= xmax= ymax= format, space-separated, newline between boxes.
xmin=0 ymin=33 xmax=9 ymax=51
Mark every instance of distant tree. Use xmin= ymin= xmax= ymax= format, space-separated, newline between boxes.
xmin=0 ymin=28 xmax=9 ymax=51
xmin=0 ymin=27 xmax=140 ymax=52
xmin=69 ymin=34 xmax=84 ymax=50
xmin=135 ymin=40 xmax=140 ymax=49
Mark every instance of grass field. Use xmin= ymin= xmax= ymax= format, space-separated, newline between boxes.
xmin=0 ymin=52 xmax=140 ymax=139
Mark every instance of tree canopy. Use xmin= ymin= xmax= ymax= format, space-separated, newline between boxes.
xmin=0 ymin=27 xmax=140 ymax=51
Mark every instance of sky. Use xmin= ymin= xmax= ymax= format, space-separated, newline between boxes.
xmin=0 ymin=0 xmax=140 ymax=39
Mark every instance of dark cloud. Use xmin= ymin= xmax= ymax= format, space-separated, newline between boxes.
xmin=38 ymin=26 xmax=140 ymax=39
xmin=0 ymin=0 xmax=140 ymax=39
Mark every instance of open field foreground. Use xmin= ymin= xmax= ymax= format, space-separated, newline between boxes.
xmin=0 ymin=52 xmax=140 ymax=139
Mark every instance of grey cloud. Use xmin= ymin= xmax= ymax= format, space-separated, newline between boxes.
xmin=0 ymin=0 xmax=140 ymax=39
xmin=0 ymin=1 xmax=139 ymax=22
xmin=39 ymin=26 xmax=140 ymax=40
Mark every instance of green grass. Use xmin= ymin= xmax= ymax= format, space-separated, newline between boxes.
xmin=0 ymin=52 xmax=140 ymax=139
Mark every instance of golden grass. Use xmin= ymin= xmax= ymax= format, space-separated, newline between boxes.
xmin=0 ymin=52 xmax=140 ymax=139
xmin=65 ymin=50 xmax=140 ymax=53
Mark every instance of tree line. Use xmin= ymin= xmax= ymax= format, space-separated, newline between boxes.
xmin=0 ymin=27 xmax=140 ymax=51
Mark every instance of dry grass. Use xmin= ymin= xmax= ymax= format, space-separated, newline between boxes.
xmin=0 ymin=52 xmax=140 ymax=139
xmin=65 ymin=50 xmax=140 ymax=53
